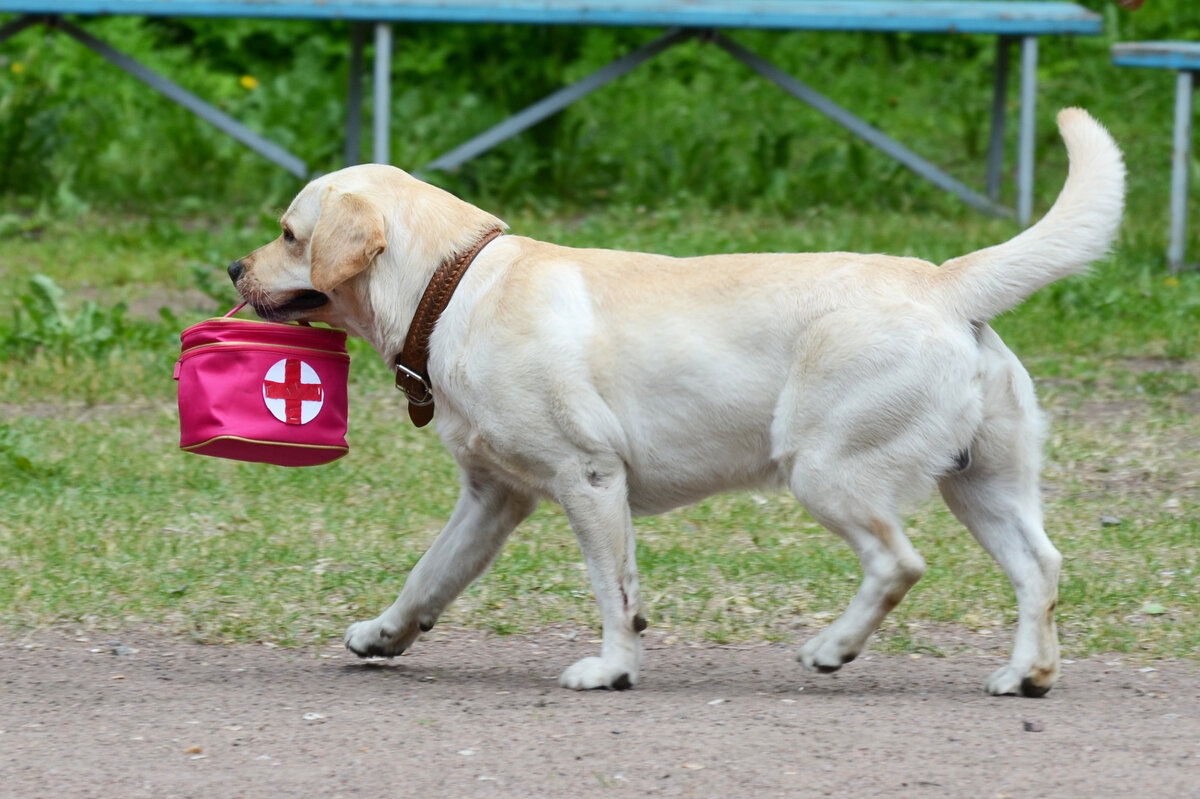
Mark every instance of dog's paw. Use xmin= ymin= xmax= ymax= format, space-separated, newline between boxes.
xmin=986 ymin=663 xmax=1058 ymax=697
xmin=558 ymin=657 xmax=637 ymax=691
xmin=344 ymin=618 xmax=416 ymax=659
xmin=797 ymin=632 xmax=858 ymax=674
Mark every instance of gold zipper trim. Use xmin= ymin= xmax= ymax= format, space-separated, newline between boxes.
xmin=182 ymin=435 xmax=349 ymax=453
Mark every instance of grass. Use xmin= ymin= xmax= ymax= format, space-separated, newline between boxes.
xmin=0 ymin=3 xmax=1198 ymax=661
xmin=1 ymin=368 xmax=1196 ymax=659
xmin=0 ymin=206 xmax=1197 ymax=663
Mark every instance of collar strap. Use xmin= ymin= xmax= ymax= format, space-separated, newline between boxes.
xmin=394 ymin=227 xmax=504 ymax=427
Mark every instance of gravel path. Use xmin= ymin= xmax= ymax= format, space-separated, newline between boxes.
xmin=3 ymin=629 xmax=1198 ymax=798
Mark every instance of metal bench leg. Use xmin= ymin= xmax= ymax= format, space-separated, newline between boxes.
xmin=345 ymin=22 xmax=366 ymax=166
xmin=1169 ymin=70 xmax=1194 ymax=274
xmin=52 ymin=17 xmax=309 ymax=179
xmin=986 ymin=36 xmax=1013 ymax=202
xmin=373 ymin=22 xmax=393 ymax=164
xmin=712 ymin=32 xmax=1010 ymax=218
xmin=0 ymin=14 xmax=41 ymax=44
xmin=1017 ymin=35 xmax=1038 ymax=226
xmin=418 ymin=27 xmax=692 ymax=175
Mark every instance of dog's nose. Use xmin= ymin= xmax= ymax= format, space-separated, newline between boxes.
xmin=227 ymin=260 xmax=244 ymax=284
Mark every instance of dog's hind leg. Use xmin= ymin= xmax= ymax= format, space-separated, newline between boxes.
xmin=344 ymin=473 xmax=537 ymax=658
xmin=939 ymin=332 xmax=1061 ymax=697
xmin=791 ymin=497 xmax=928 ymax=673
xmin=940 ymin=471 xmax=1060 ymax=697
xmin=777 ymin=315 xmax=979 ymax=674
xmin=555 ymin=454 xmax=644 ymax=690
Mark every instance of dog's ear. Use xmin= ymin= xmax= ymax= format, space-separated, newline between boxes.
xmin=310 ymin=191 xmax=387 ymax=293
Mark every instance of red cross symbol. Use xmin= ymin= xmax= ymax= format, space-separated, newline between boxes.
xmin=262 ymin=358 xmax=324 ymax=425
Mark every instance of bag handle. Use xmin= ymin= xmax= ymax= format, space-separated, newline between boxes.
xmin=224 ymin=301 xmax=311 ymax=327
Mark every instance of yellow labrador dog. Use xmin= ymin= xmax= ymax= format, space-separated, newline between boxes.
xmin=229 ymin=108 xmax=1123 ymax=696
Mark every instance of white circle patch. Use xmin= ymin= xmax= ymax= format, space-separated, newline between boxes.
xmin=262 ymin=358 xmax=324 ymax=425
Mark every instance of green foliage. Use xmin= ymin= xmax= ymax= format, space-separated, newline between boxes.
xmin=996 ymin=259 xmax=1200 ymax=361
xmin=1 ymin=275 xmax=178 ymax=361
xmin=0 ymin=3 xmax=1194 ymax=214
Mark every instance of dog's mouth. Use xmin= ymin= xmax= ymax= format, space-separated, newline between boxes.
xmin=252 ymin=290 xmax=330 ymax=321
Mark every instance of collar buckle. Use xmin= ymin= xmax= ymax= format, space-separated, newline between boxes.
xmin=394 ymin=362 xmax=434 ymax=407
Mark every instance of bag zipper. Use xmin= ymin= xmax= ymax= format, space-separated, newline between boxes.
xmin=178 ymin=341 xmax=351 ymax=360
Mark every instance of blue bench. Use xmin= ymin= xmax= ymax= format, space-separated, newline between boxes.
xmin=1112 ymin=41 xmax=1200 ymax=273
xmin=0 ymin=1 xmax=1102 ymax=223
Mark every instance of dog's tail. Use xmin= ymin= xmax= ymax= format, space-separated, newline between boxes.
xmin=933 ymin=108 xmax=1125 ymax=322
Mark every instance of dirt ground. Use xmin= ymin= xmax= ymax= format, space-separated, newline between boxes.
xmin=3 ymin=628 xmax=1198 ymax=798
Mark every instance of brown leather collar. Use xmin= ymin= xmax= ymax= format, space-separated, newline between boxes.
xmin=394 ymin=227 xmax=504 ymax=427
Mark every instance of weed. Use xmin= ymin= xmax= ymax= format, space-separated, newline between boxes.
xmin=0 ymin=275 xmax=179 ymax=362
xmin=0 ymin=419 xmax=59 ymax=480
xmin=4 ymin=274 xmax=125 ymax=360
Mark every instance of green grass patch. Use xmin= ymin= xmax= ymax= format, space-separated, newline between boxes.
xmin=1 ymin=4 xmax=1198 ymax=660
xmin=1 ymin=368 xmax=1196 ymax=658
xmin=1 ymin=206 xmax=1197 ymax=660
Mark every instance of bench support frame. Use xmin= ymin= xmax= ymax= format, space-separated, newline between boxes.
xmin=1169 ymin=70 xmax=1194 ymax=273
xmin=0 ymin=14 xmax=310 ymax=177
xmin=4 ymin=14 xmax=1053 ymax=222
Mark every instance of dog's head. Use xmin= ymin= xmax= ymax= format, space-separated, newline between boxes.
xmin=229 ymin=164 xmax=505 ymax=348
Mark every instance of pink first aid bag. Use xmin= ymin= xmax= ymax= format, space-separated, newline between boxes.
xmin=174 ymin=303 xmax=350 ymax=466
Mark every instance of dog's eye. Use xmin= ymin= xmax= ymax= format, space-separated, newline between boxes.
xmin=282 ymin=228 xmax=296 ymax=244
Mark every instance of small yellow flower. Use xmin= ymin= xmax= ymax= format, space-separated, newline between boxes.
xmin=239 ymin=74 xmax=259 ymax=91
xmin=1164 ymin=276 xmax=1180 ymax=288
xmin=11 ymin=61 xmax=25 ymax=75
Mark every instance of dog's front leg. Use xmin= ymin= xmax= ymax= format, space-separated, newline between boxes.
xmin=344 ymin=474 xmax=536 ymax=658
xmin=555 ymin=457 xmax=644 ymax=690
